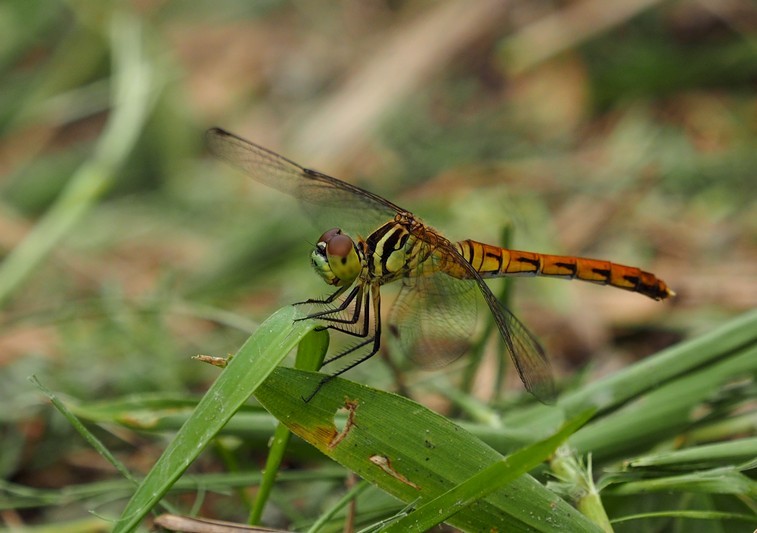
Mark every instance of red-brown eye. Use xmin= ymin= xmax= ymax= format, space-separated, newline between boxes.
xmin=317 ymin=228 xmax=342 ymax=244
xmin=326 ymin=234 xmax=353 ymax=259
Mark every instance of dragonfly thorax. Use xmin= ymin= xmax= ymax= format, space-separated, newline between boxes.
xmin=310 ymin=228 xmax=362 ymax=287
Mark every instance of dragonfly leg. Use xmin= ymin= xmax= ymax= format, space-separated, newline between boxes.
xmin=294 ymin=285 xmax=360 ymax=329
xmin=304 ymin=284 xmax=365 ymax=325
xmin=318 ymin=286 xmax=371 ymax=339
xmin=294 ymin=285 xmax=348 ymax=306
xmin=302 ymin=289 xmax=382 ymax=402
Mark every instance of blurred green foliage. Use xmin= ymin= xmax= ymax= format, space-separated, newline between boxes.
xmin=0 ymin=0 xmax=754 ymax=530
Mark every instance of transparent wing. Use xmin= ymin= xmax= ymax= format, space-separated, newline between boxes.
xmin=490 ymin=296 xmax=555 ymax=403
xmin=206 ymin=128 xmax=402 ymax=234
xmin=388 ymin=269 xmax=478 ymax=368
xmin=400 ymin=235 xmax=556 ymax=403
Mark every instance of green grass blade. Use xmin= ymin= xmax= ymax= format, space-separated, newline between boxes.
xmin=248 ymin=328 xmax=329 ymax=525
xmin=255 ymin=367 xmax=602 ymax=532
xmin=112 ymin=306 xmax=313 ymax=533
xmin=569 ymin=342 xmax=757 ymax=458
xmin=306 ymin=480 xmax=370 ymax=533
xmin=0 ymin=12 xmax=158 ymax=308
xmin=607 ymin=467 xmax=757 ymax=496
xmin=560 ymin=308 xmax=757 ymax=414
xmin=29 ymin=377 xmax=140 ymax=487
xmin=627 ymin=437 xmax=757 ymax=469
xmin=501 ymin=309 xmax=757 ymax=442
xmin=612 ymin=510 xmax=757 ymax=524
xmin=382 ymin=409 xmax=595 ymax=533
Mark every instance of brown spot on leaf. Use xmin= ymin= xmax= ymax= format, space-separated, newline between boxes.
xmin=330 ymin=399 xmax=358 ymax=449
xmin=369 ymin=455 xmax=420 ymax=490
xmin=289 ymin=423 xmax=338 ymax=451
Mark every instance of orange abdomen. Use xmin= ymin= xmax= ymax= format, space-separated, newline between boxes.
xmin=452 ymin=240 xmax=673 ymax=301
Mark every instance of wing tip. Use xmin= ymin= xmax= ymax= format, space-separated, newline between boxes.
xmin=528 ymin=381 xmax=558 ymax=405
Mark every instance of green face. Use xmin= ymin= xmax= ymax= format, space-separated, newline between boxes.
xmin=310 ymin=228 xmax=361 ymax=287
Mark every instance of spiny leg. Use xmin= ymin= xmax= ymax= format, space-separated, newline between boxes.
xmin=294 ymin=285 xmax=348 ymax=307
xmin=318 ymin=286 xmax=371 ymax=340
xmin=298 ymin=284 xmax=367 ymax=343
xmin=295 ymin=284 xmax=363 ymax=329
xmin=303 ymin=288 xmax=383 ymax=402
xmin=306 ymin=285 xmax=364 ymax=325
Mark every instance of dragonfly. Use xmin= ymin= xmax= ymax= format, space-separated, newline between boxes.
xmin=206 ymin=127 xmax=673 ymax=403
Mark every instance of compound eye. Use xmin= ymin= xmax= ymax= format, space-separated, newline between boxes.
xmin=326 ymin=234 xmax=354 ymax=259
xmin=317 ymin=228 xmax=342 ymax=244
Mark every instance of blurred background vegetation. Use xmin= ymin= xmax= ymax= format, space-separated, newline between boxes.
xmin=0 ymin=0 xmax=755 ymax=530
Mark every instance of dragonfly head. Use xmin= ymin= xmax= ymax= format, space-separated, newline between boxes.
xmin=311 ymin=228 xmax=361 ymax=287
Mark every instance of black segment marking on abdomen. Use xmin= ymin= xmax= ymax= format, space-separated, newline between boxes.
xmin=555 ymin=261 xmax=577 ymax=277
xmin=592 ymin=268 xmax=611 ymax=281
xmin=485 ymin=250 xmax=503 ymax=273
xmin=518 ymin=256 xmax=541 ymax=269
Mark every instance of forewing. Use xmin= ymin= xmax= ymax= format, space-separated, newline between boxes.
xmin=388 ymin=269 xmax=478 ymax=368
xmin=206 ymin=128 xmax=401 ymax=234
